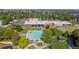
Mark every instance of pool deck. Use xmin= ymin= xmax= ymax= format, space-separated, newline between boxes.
xmin=25 ymin=30 xmax=48 ymax=49
xmin=24 ymin=40 xmax=49 ymax=49
xmin=26 ymin=30 xmax=42 ymax=41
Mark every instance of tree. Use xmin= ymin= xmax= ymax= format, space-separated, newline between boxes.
xmin=50 ymin=28 xmax=63 ymax=36
xmin=0 ymin=28 xmax=4 ymax=40
xmin=42 ymin=29 xmax=52 ymax=43
xmin=2 ymin=14 xmax=13 ymax=25
xmin=0 ymin=28 xmax=19 ymax=41
xmin=72 ymin=29 xmax=79 ymax=37
xmin=18 ymin=37 xmax=28 ymax=49
xmin=72 ymin=29 xmax=79 ymax=48
xmin=10 ymin=24 xmax=23 ymax=32
xmin=0 ymin=10 xmax=77 ymax=25
xmin=42 ymin=28 xmax=68 ymax=49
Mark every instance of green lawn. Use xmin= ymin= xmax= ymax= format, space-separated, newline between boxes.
xmin=57 ymin=25 xmax=79 ymax=32
xmin=48 ymin=37 xmax=68 ymax=49
xmin=19 ymin=26 xmax=41 ymax=34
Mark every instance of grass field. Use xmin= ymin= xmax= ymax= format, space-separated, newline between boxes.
xmin=47 ymin=36 xmax=68 ymax=49
xmin=57 ymin=24 xmax=79 ymax=32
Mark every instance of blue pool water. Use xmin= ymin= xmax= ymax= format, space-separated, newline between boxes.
xmin=26 ymin=30 xmax=42 ymax=40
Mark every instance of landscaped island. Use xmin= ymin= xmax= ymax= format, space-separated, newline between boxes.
xmin=0 ymin=9 xmax=79 ymax=49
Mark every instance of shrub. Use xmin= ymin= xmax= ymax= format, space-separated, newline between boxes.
xmin=72 ymin=29 xmax=79 ymax=37
xmin=18 ymin=37 xmax=27 ymax=49
xmin=0 ymin=28 xmax=19 ymax=42
xmin=37 ymin=42 xmax=43 ymax=47
xmin=28 ymin=45 xmax=35 ymax=49
xmin=10 ymin=24 xmax=23 ymax=32
xmin=50 ymin=28 xmax=63 ymax=36
xmin=42 ymin=28 xmax=63 ymax=43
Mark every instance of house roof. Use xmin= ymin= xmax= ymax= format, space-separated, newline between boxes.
xmin=12 ymin=19 xmax=27 ymax=25
xmin=24 ymin=20 xmax=71 ymax=25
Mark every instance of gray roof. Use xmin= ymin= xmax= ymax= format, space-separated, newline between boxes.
xmin=13 ymin=19 xmax=27 ymax=25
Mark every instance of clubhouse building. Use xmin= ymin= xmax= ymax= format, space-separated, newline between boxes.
xmin=10 ymin=18 xmax=72 ymax=27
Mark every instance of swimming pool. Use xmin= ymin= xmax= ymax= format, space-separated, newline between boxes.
xmin=26 ymin=30 xmax=42 ymax=40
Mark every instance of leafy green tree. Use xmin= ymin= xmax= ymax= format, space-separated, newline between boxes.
xmin=10 ymin=24 xmax=23 ymax=32
xmin=72 ymin=29 xmax=79 ymax=37
xmin=0 ymin=28 xmax=19 ymax=41
xmin=72 ymin=29 xmax=79 ymax=47
xmin=0 ymin=10 xmax=77 ymax=25
xmin=18 ymin=37 xmax=28 ymax=49
xmin=50 ymin=28 xmax=63 ymax=36
xmin=2 ymin=14 xmax=13 ymax=25
xmin=0 ymin=28 xmax=4 ymax=40
xmin=42 ymin=29 xmax=52 ymax=43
